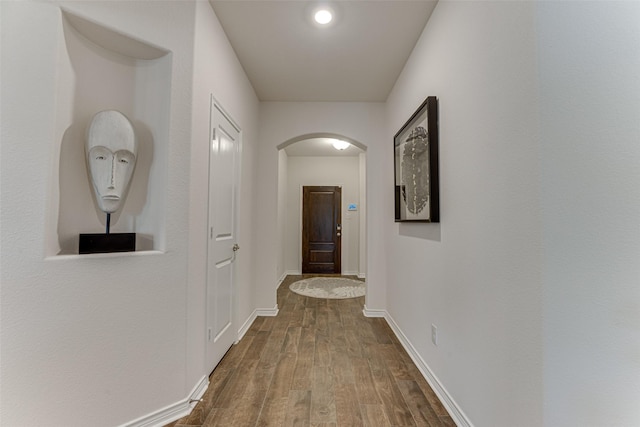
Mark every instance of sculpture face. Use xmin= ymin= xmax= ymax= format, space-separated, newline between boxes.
xmin=86 ymin=111 xmax=137 ymax=214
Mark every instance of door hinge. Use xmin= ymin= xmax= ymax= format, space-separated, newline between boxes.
xmin=210 ymin=227 xmax=213 ymax=239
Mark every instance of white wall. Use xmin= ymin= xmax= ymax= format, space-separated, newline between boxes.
xmin=284 ymin=155 xmax=361 ymax=276
xmin=50 ymin=10 xmax=171 ymax=255
xmin=1 ymin=2 xmax=195 ymax=425
xmin=385 ymin=1 xmax=541 ymax=425
xmin=1 ymin=1 xmax=259 ymax=425
xmin=358 ymin=153 xmax=367 ymax=278
xmin=537 ymin=2 xmax=640 ymax=426
xmin=256 ymin=103 xmax=387 ymax=311
xmin=185 ymin=0 xmax=260 ymax=396
xmin=385 ymin=1 xmax=640 ymax=426
xmin=276 ymin=149 xmax=288 ymax=282
xmin=4 ymin=2 xmax=637 ymax=426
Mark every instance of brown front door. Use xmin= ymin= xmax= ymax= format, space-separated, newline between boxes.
xmin=302 ymin=186 xmax=341 ymax=274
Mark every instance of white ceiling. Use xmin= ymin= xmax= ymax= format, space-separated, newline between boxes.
xmin=209 ymin=0 xmax=438 ymax=103
xmin=210 ymin=0 xmax=437 ymax=156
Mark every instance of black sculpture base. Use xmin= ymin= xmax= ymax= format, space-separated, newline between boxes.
xmin=79 ymin=233 xmax=136 ymax=254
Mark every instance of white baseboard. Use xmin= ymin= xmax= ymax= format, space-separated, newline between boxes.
xmin=122 ymin=306 xmax=469 ymax=427
xmin=256 ymin=305 xmax=279 ymax=317
xmin=237 ymin=310 xmax=258 ymax=343
xmin=284 ymin=270 xmax=300 ymax=278
xmin=343 ymin=270 xmax=359 ymax=276
xmin=278 ymin=272 xmax=287 ymax=284
xmin=237 ymin=305 xmax=279 ymax=342
xmin=121 ymin=374 xmax=209 ymax=427
xmin=279 ymin=270 xmax=301 ymax=284
xmin=121 ymin=304 xmax=278 ymax=427
xmin=383 ymin=313 xmax=473 ymax=427
xmin=362 ymin=305 xmax=386 ymax=318
xmin=281 ymin=271 xmax=363 ymax=279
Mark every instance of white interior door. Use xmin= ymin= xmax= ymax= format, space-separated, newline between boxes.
xmin=206 ymin=97 xmax=240 ymax=372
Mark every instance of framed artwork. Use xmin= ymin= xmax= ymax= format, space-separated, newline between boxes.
xmin=394 ymin=96 xmax=439 ymax=222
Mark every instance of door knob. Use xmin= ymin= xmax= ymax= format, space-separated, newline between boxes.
xmin=232 ymin=243 xmax=240 ymax=252
xmin=337 ymin=232 xmax=341 ymax=237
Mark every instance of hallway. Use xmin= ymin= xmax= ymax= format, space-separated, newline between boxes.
xmin=168 ymin=275 xmax=454 ymax=426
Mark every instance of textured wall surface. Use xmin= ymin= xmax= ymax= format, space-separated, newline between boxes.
xmin=1 ymin=2 xmax=196 ymax=425
xmin=186 ymin=0 xmax=260 ymax=392
xmin=386 ymin=1 xmax=640 ymax=426
xmin=538 ymin=2 xmax=640 ymax=426
xmin=3 ymin=1 xmax=638 ymax=426
xmin=1 ymin=1 xmax=259 ymax=425
xmin=256 ymin=102 xmax=387 ymax=311
xmin=284 ymin=155 xmax=362 ymax=276
xmin=386 ymin=2 xmax=542 ymax=425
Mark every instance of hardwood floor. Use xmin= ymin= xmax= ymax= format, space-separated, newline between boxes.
xmin=167 ymin=275 xmax=455 ymax=427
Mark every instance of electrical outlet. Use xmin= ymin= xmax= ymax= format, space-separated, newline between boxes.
xmin=431 ymin=324 xmax=438 ymax=346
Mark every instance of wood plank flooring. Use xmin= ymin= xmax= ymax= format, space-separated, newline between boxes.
xmin=167 ymin=275 xmax=454 ymax=427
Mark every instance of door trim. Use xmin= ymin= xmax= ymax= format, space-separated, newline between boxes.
xmin=205 ymin=95 xmax=242 ymax=372
xmin=301 ymin=185 xmax=342 ymax=274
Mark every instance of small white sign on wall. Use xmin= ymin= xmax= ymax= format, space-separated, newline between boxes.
xmin=348 ymin=203 xmax=357 ymax=211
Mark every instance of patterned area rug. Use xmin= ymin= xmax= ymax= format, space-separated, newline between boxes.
xmin=289 ymin=277 xmax=365 ymax=299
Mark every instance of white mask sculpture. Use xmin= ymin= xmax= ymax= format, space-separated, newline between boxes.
xmin=86 ymin=110 xmax=137 ymax=232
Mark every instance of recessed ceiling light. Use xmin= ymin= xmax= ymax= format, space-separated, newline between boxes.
xmin=314 ymin=9 xmax=333 ymax=25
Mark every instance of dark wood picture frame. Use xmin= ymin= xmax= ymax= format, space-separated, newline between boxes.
xmin=394 ymin=96 xmax=439 ymax=222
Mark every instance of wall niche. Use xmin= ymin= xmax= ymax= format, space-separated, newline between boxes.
xmin=47 ymin=9 xmax=172 ymax=256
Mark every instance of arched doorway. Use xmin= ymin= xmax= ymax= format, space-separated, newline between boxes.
xmin=276 ymin=134 xmax=367 ymax=283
